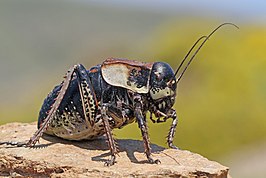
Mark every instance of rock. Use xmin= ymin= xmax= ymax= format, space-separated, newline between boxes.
xmin=0 ymin=122 xmax=229 ymax=178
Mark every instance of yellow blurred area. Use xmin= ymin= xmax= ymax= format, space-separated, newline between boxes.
xmin=115 ymin=21 xmax=266 ymax=160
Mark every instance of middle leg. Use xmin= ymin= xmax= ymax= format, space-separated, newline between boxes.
xmin=101 ymin=105 xmax=118 ymax=166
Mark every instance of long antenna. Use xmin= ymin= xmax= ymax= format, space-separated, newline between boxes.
xmin=175 ymin=22 xmax=239 ymax=84
xmin=174 ymin=35 xmax=207 ymax=77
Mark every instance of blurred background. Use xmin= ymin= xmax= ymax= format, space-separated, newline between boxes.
xmin=0 ymin=0 xmax=265 ymax=177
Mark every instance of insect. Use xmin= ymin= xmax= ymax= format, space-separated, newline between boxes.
xmin=2 ymin=23 xmax=237 ymax=166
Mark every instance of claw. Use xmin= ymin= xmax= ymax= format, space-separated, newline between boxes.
xmin=26 ymin=138 xmax=37 ymax=148
xmin=104 ymin=160 xmax=114 ymax=167
xmin=148 ymin=157 xmax=161 ymax=164
xmin=154 ymin=159 xmax=161 ymax=164
xmin=169 ymin=144 xmax=179 ymax=150
xmin=104 ymin=155 xmax=116 ymax=166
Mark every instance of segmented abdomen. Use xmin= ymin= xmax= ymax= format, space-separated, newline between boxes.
xmin=37 ymin=76 xmax=106 ymax=140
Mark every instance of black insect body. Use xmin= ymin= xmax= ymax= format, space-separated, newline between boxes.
xmin=38 ymin=59 xmax=178 ymax=165
xmin=3 ymin=23 xmax=238 ymax=166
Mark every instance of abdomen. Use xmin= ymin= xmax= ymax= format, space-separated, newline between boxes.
xmin=37 ymin=67 xmax=106 ymax=140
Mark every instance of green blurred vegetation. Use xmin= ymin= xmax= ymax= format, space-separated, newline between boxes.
xmin=0 ymin=1 xmax=266 ymax=165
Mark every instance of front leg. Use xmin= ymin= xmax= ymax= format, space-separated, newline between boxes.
xmin=150 ymin=109 xmax=179 ymax=149
xmin=134 ymin=95 xmax=160 ymax=164
xmin=166 ymin=109 xmax=179 ymax=149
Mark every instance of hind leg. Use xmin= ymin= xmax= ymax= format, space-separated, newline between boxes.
xmin=11 ymin=64 xmax=97 ymax=147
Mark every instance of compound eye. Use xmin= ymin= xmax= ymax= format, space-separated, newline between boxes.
xmin=154 ymin=71 xmax=163 ymax=81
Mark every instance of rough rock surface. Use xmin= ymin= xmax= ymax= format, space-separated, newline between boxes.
xmin=0 ymin=122 xmax=229 ymax=177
